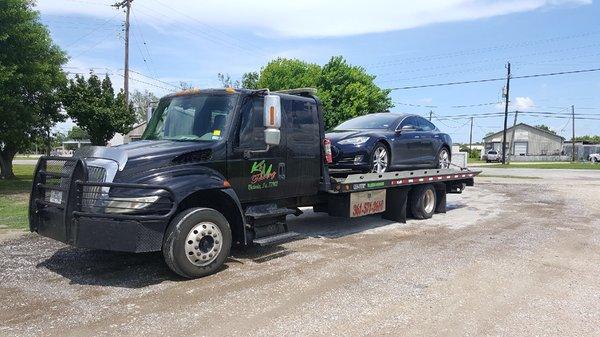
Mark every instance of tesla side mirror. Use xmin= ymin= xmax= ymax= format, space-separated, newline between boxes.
xmin=400 ymin=125 xmax=417 ymax=132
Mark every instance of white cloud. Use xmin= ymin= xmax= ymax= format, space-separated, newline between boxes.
xmin=513 ymin=96 xmax=536 ymax=111
xmin=36 ymin=0 xmax=591 ymax=38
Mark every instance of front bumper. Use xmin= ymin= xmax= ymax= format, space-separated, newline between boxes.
xmin=330 ymin=143 xmax=373 ymax=171
xmin=30 ymin=156 xmax=177 ymax=252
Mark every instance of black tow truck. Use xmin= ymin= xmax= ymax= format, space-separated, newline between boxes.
xmin=29 ymin=88 xmax=480 ymax=278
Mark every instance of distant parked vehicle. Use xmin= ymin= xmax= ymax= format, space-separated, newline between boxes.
xmin=485 ymin=150 xmax=501 ymax=163
xmin=589 ymin=153 xmax=600 ymax=163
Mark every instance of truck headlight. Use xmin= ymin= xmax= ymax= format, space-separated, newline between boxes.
xmin=106 ymin=196 xmax=160 ymax=213
xmin=338 ymin=137 xmax=370 ymax=145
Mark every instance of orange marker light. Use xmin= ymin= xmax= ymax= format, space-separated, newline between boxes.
xmin=269 ymin=106 xmax=275 ymax=126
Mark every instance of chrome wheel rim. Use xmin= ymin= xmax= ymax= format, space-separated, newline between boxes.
xmin=424 ymin=189 xmax=435 ymax=214
xmin=372 ymin=147 xmax=388 ymax=173
xmin=438 ymin=149 xmax=450 ymax=169
xmin=185 ymin=222 xmax=222 ymax=266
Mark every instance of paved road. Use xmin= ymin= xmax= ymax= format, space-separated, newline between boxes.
xmin=1 ymin=169 xmax=599 ymax=336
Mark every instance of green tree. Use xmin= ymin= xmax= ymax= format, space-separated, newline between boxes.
xmin=62 ymin=74 xmax=135 ymax=146
xmin=130 ymin=89 xmax=158 ymax=123
xmin=318 ymin=56 xmax=393 ymax=129
xmin=0 ymin=0 xmax=68 ymax=179
xmin=255 ymin=58 xmax=321 ymax=91
xmin=217 ymin=73 xmax=240 ymax=88
xmin=241 ymin=71 xmax=259 ymax=89
xmin=575 ymin=135 xmax=600 ymax=144
xmin=534 ymin=124 xmax=556 ymax=134
xmin=241 ymin=56 xmax=393 ymax=129
xmin=67 ymin=126 xmax=89 ymax=140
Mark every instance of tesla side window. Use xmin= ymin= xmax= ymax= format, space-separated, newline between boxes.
xmin=418 ymin=117 xmax=437 ymax=131
xmin=399 ymin=116 xmax=420 ymax=130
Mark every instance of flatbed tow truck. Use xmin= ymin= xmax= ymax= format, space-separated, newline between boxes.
xmin=29 ymin=88 xmax=479 ymax=278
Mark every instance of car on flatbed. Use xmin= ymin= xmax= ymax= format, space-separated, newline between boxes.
xmin=326 ymin=113 xmax=452 ymax=173
xmin=29 ymin=88 xmax=479 ymax=279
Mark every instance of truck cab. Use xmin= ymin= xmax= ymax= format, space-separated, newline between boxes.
xmin=30 ymin=88 xmax=329 ymax=278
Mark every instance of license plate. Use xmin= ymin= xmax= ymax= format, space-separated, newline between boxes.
xmin=49 ymin=190 xmax=63 ymax=204
xmin=349 ymin=190 xmax=386 ymax=217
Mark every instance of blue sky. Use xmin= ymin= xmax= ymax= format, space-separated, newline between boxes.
xmin=36 ymin=0 xmax=600 ymax=143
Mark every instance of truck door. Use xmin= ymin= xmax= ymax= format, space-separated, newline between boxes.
xmin=281 ymin=97 xmax=320 ymax=197
xmin=228 ymin=96 xmax=291 ymax=203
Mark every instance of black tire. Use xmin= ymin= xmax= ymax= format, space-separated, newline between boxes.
xmin=162 ymin=207 xmax=232 ymax=279
xmin=435 ymin=147 xmax=451 ymax=169
xmin=410 ymin=184 xmax=437 ymax=219
xmin=370 ymin=142 xmax=390 ymax=173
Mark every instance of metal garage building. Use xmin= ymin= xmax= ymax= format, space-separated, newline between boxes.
xmin=483 ymin=123 xmax=565 ymax=159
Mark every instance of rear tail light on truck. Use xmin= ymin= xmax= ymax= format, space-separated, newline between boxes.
xmin=324 ymin=138 xmax=333 ymax=164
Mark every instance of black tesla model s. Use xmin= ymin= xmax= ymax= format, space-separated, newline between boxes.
xmin=326 ymin=113 xmax=452 ymax=173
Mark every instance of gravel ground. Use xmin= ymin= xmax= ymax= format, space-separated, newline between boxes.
xmin=1 ymin=168 xmax=599 ymax=336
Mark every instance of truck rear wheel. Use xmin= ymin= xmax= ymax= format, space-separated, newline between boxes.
xmin=162 ymin=207 xmax=232 ymax=279
xmin=410 ymin=184 xmax=436 ymax=219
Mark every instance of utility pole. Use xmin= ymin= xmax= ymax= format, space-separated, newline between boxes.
xmin=429 ymin=110 xmax=433 ymax=121
xmin=501 ymin=62 xmax=511 ymax=165
xmin=572 ymin=105 xmax=576 ymax=162
xmin=509 ymin=110 xmax=519 ymax=156
xmin=113 ymin=0 xmax=132 ymax=107
xmin=469 ymin=117 xmax=473 ymax=153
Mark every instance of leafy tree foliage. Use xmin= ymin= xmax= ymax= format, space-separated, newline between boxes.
xmin=318 ymin=56 xmax=393 ymax=129
xmin=534 ymin=124 xmax=556 ymax=134
xmin=575 ymin=135 xmax=600 ymax=144
xmin=67 ymin=126 xmax=89 ymax=140
xmin=0 ymin=0 xmax=68 ymax=179
xmin=241 ymin=56 xmax=392 ymax=129
xmin=217 ymin=73 xmax=240 ymax=88
xmin=130 ymin=89 xmax=158 ymax=123
xmin=62 ymin=74 xmax=135 ymax=146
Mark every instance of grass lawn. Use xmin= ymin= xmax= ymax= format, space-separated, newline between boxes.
xmin=467 ymin=157 xmax=485 ymax=164
xmin=0 ymin=165 xmax=35 ymax=230
xmin=486 ymin=162 xmax=600 ymax=170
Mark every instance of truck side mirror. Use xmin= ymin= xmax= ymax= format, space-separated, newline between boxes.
xmin=263 ymin=95 xmax=281 ymax=146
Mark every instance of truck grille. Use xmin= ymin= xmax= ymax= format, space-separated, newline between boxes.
xmin=81 ymin=166 xmax=107 ymax=207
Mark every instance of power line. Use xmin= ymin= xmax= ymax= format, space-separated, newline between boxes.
xmin=387 ymin=67 xmax=600 ymax=90
xmin=127 ymin=69 xmax=180 ymax=89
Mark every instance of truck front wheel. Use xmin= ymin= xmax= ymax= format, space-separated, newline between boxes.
xmin=162 ymin=207 xmax=232 ymax=278
xmin=410 ymin=184 xmax=437 ymax=219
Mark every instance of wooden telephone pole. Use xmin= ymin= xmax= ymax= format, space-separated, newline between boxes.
xmin=113 ymin=0 xmax=132 ymax=107
xmin=501 ymin=62 xmax=511 ymax=165
xmin=469 ymin=117 xmax=473 ymax=153
xmin=572 ymin=105 xmax=576 ymax=162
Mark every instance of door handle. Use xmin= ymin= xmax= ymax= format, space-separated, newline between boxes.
xmin=278 ymin=163 xmax=286 ymax=180
xmin=414 ymin=135 xmax=420 ymax=139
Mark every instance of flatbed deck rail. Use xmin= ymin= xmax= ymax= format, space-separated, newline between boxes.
xmin=329 ymin=168 xmax=481 ymax=193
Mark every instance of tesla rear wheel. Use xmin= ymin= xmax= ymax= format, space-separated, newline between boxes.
xmin=371 ymin=143 xmax=389 ymax=173
xmin=436 ymin=148 xmax=451 ymax=169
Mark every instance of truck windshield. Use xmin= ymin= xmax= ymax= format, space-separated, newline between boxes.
xmin=142 ymin=93 xmax=238 ymax=141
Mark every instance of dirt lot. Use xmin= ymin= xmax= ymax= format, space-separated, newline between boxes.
xmin=1 ymin=168 xmax=599 ymax=336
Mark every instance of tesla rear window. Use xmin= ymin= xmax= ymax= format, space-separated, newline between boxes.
xmin=334 ymin=114 xmax=398 ymax=130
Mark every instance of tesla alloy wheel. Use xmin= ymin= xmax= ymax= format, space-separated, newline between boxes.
xmin=437 ymin=148 xmax=450 ymax=169
xmin=371 ymin=143 xmax=389 ymax=173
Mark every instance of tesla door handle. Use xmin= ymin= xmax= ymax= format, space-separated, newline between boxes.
xmin=278 ymin=163 xmax=286 ymax=180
